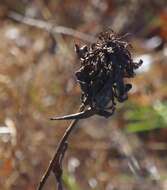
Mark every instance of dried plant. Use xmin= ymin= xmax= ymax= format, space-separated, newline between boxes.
xmin=38 ymin=30 xmax=142 ymax=190
xmin=51 ymin=30 xmax=142 ymax=121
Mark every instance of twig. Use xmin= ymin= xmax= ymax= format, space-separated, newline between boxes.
xmin=37 ymin=106 xmax=84 ymax=190
xmin=8 ymin=11 xmax=96 ymax=43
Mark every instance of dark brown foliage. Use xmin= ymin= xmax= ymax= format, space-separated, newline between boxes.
xmin=52 ymin=30 xmax=142 ymax=120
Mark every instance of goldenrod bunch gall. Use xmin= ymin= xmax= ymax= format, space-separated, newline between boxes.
xmin=75 ymin=30 xmax=142 ymax=116
xmin=51 ymin=30 xmax=142 ymax=120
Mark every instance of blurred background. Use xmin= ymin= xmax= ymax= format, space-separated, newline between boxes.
xmin=0 ymin=0 xmax=167 ymax=190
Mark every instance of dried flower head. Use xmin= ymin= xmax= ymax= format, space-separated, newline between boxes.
xmin=51 ymin=30 xmax=142 ymax=120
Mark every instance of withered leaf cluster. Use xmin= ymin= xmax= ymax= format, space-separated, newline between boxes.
xmin=51 ymin=30 xmax=142 ymax=120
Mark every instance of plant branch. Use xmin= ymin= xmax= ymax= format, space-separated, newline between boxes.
xmin=37 ymin=106 xmax=84 ymax=190
xmin=8 ymin=11 xmax=96 ymax=43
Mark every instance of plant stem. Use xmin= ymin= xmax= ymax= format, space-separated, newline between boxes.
xmin=37 ymin=106 xmax=84 ymax=190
